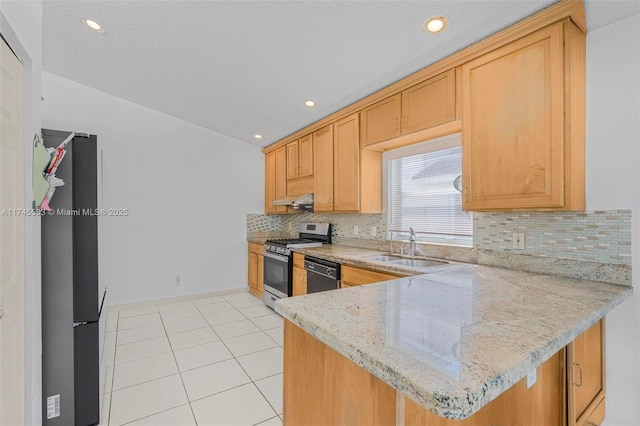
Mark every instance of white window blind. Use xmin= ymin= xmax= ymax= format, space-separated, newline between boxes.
xmin=384 ymin=133 xmax=472 ymax=245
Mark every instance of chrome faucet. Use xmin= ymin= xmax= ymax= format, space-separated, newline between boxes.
xmin=409 ymin=227 xmax=417 ymax=257
xmin=409 ymin=227 xmax=424 ymax=257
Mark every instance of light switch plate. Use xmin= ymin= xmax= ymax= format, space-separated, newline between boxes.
xmin=371 ymin=226 xmax=377 ymax=237
xmin=353 ymin=225 xmax=359 ymax=236
xmin=527 ymin=369 xmax=537 ymax=388
xmin=513 ymin=233 xmax=525 ymax=250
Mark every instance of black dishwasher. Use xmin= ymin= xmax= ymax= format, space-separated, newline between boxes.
xmin=304 ymin=256 xmax=341 ymax=294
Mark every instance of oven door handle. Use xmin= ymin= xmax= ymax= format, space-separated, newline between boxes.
xmin=305 ymin=267 xmax=337 ymax=280
xmin=263 ymin=251 xmax=289 ymax=263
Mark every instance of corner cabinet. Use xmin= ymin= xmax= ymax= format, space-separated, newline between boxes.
xmin=461 ymin=20 xmax=585 ymax=211
xmin=248 ymin=242 xmax=264 ymax=298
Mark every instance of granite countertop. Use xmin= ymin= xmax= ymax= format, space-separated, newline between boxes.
xmin=291 ymin=244 xmax=456 ymax=276
xmin=275 ymin=263 xmax=632 ymax=420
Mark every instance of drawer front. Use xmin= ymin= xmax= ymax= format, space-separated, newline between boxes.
xmin=341 ymin=265 xmax=400 ymax=286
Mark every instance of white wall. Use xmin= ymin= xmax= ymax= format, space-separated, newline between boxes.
xmin=586 ymin=13 xmax=640 ymax=426
xmin=1 ymin=1 xmax=43 ymax=424
xmin=41 ymin=72 xmax=264 ymax=306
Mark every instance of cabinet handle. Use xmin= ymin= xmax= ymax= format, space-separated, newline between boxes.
xmin=464 ymin=187 xmax=469 ymax=203
xmin=572 ymin=362 xmax=584 ymax=387
xmin=394 ymin=117 xmax=398 ymax=131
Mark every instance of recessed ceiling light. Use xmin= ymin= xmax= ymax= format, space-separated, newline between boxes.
xmin=424 ymin=16 xmax=448 ymax=34
xmin=82 ymin=18 xmax=106 ymax=34
xmin=304 ymin=100 xmax=317 ymax=108
xmin=253 ymin=134 xmax=263 ymax=139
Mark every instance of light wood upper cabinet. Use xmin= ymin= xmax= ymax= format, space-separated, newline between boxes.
xmin=286 ymin=134 xmax=314 ymax=181
xmin=264 ymin=151 xmax=286 ymax=214
xmin=568 ymin=319 xmax=605 ymax=426
xmin=402 ymin=69 xmax=457 ymax=134
xmin=313 ymin=125 xmax=334 ymax=212
xmin=361 ymin=94 xmax=402 ymax=146
xmin=462 ymin=21 xmax=585 ymax=211
xmin=275 ymin=146 xmax=287 ymax=206
xmin=334 ymin=114 xmax=361 ymax=212
xmin=286 ymin=140 xmax=299 ymax=180
xmin=360 ymin=70 xmax=458 ymax=147
xmin=298 ymin=135 xmax=313 ymax=178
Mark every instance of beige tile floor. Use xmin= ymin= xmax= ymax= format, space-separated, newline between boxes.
xmin=101 ymin=291 xmax=284 ymax=426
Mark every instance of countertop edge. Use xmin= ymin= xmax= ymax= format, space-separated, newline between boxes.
xmin=275 ymin=283 xmax=633 ymax=420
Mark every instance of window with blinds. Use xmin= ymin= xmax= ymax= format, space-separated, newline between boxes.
xmin=384 ymin=133 xmax=472 ymax=246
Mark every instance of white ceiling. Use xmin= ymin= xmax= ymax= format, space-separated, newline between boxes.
xmin=42 ymin=1 xmax=640 ymax=148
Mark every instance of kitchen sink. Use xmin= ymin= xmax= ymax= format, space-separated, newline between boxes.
xmin=389 ymin=259 xmax=448 ymax=268
xmin=364 ymin=254 xmax=404 ymax=262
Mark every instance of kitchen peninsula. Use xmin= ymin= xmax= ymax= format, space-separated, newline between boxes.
xmin=275 ymin=264 xmax=631 ymax=425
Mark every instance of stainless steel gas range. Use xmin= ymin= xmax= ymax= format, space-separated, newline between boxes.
xmin=262 ymin=222 xmax=331 ymax=309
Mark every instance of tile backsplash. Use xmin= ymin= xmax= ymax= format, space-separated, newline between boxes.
xmin=247 ymin=209 xmax=632 ymax=282
xmin=473 ymin=210 xmax=632 ymax=265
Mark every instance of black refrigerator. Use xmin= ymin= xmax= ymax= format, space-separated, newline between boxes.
xmin=41 ymin=129 xmax=103 ymax=426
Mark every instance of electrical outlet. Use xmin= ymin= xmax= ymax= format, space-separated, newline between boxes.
xmin=353 ymin=225 xmax=359 ymax=236
xmin=371 ymin=226 xmax=377 ymax=237
xmin=175 ymin=275 xmax=181 ymax=287
xmin=513 ymin=233 xmax=525 ymax=250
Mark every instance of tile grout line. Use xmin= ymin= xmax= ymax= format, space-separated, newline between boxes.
xmin=107 ymin=293 xmax=282 ymax=426
xmin=158 ymin=300 xmax=201 ymax=426
xmin=217 ymin=296 xmax=281 ymax=422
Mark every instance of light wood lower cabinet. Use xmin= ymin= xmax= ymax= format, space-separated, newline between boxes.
xmin=405 ymin=350 xmax=564 ymax=425
xmin=341 ymin=265 xmax=401 ymax=287
xmin=568 ymin=319 xmax=605 ymax=426
xmin=283 ymin=321 xmax=396 ymax=426
xmin=283 ymin=319 xmax=605 ymax=426
xmin=248 ymin=242 xmax=264 ymax=298
xmin=292 ymin=253 xmax=307 ymax=296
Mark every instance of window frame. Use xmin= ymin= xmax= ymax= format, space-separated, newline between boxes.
xmin=382 ymin=133 xmax=473 ymax=248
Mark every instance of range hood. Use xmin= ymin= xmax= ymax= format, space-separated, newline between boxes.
xmin=272 ymin=193 xmax=314 ymax=212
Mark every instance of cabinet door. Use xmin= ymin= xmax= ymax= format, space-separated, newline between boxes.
xmin=286 ymin=140 xmax=299 ymax=180
xmin=361 ymin=94 xmax=402 ymax=146
xmin=568 ymin=319 xmax=605 ymax=426
xmin=461 ymin=23 xmax=565 ymax=210
xmin=298 ymin=134 xmax=314 ymax=178
xmin=313 ymin=125 xmax=334 ymax=212
xmin=274 ymin=146 xmax=287 ymax=212
xmin=292 ymin=267 xmax=307 ymax=296
xmin=333 ymin=114 xmax=360 ymax=212
xmin=248 ymin=252 xmax=258 ymax=292
xmin=402 ymin=69 xmax=456 ymax=134
xmin=264 ymin=151 xmax=276 ymax=214
xmin=257 ymin=255 xmax=264 ymax=295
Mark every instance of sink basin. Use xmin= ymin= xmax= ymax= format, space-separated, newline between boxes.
xmin=389 ymin=259 xmax=448 ymax=268
xmin=364 ymin=254 xmax=404 ymax=262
